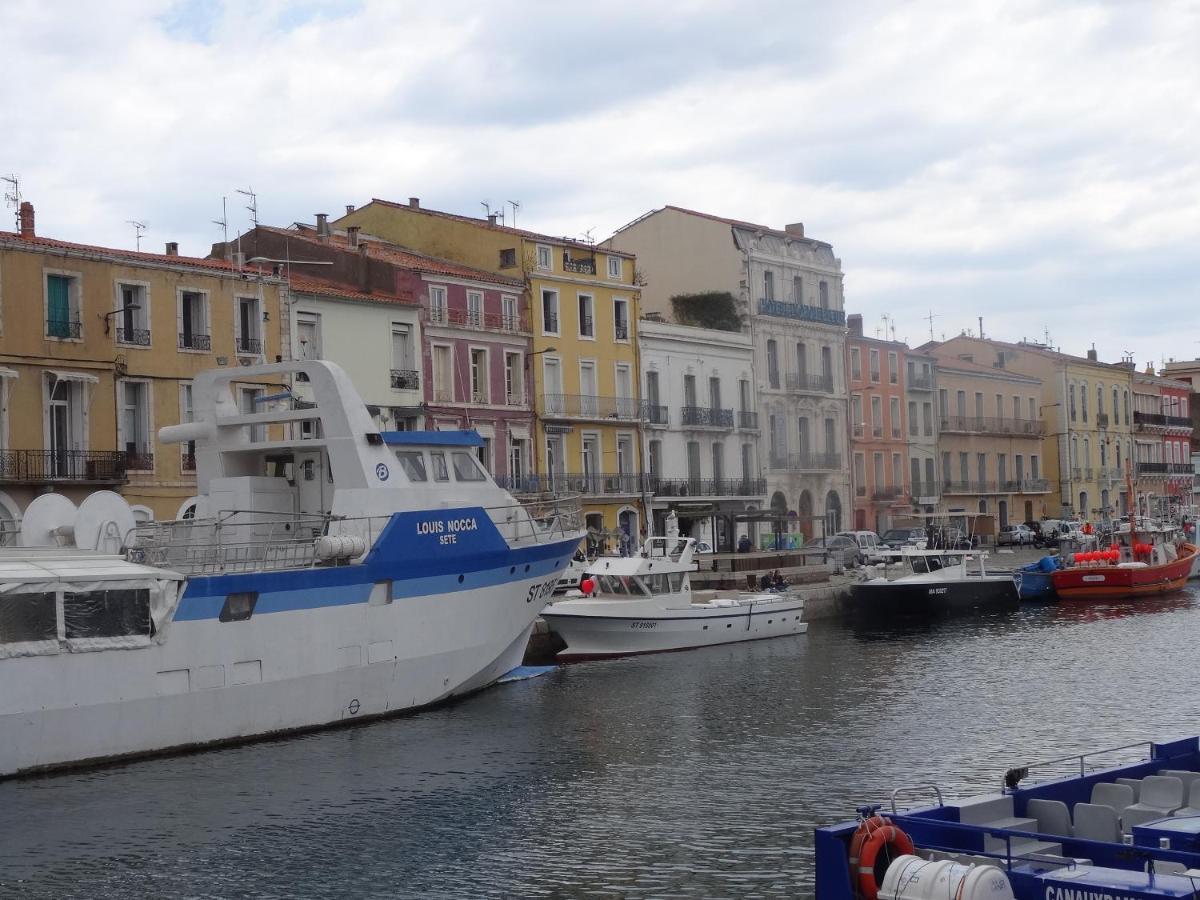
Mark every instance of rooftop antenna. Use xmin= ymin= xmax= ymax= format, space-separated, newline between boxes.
xmin=2 ymin=174 xmax=20 ymax=230
xmin=213 ymin=196 xmax=228 ymax=243
xmin=126 ymin=220 xmax=147 ymax=251
xmin=237 ymin=186 xmax=258 ymax=229
xmin=1044 ymin=325 xmax=1053 ymax=346
xmin=481 ymin=200 xmax=492 ymax=218
xmin=580 ymin=227 xmax=595 ymax=245
xmin=978 ymin=316 xmax=984 ymax=339
xmin=507 ymin=200 xmax=520 ymax=228
xmin=924 ymin=309 xmax=938 ymax=343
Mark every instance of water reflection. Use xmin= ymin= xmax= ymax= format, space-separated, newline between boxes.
xmin=3 ymin=587 xmax=1200 ymax=897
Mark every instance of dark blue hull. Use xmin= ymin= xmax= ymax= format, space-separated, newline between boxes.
xmin=1015 ymin=569 xmax=1057 ymax=602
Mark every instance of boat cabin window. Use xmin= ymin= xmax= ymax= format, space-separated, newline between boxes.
xmin=0 ymin=592 xmax=58 ymax=644
xmin=63 ymin=589 xmax=152 ymax=639
xmin=909 ymin=556 xmax=930 ymax=574
xmin=451 ymin=450 xmax=486 ymax=482
xmin=667 ymin=573 xmax=686 ymax=593
xmin=396 ymin=451 xmax=427 ymax=482
xmin=429 ymin=451 xmax=450 ymax=482
xmin=643 ymin=573 xmax=671 ymax=594
xmin=597 ymin=575 xmax=628 ymax=595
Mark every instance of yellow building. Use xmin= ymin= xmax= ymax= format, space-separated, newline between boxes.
xmin=928 ymin=335 xmax=1136 ymax=521
xmin=0 ymin=202 xmax=285 ymax=528
xmin=336 ymin=199 xmax=643 ymax=541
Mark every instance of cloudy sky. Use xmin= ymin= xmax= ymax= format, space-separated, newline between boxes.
xmin=3 ymin=0 xmax=1197 ymax=365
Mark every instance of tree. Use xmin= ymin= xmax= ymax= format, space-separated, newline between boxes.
xmin=669 ymin=291 xmax=743 ymax=332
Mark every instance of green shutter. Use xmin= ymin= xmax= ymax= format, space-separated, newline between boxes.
xmin=47 ymin=276 xmax=71 ymax=337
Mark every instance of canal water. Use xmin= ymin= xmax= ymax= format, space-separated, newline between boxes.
xmin=4 ymin=591 xmax=1200 ymax=898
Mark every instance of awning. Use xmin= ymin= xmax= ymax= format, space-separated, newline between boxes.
xmin=508 ymin=423 xmax=530 ymax=441
xmin=0 ymin=367 xmax=17 ymax=379
xmin=47 ymin=370 xmax=99 ymax=385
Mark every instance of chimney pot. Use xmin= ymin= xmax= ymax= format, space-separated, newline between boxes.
xmin=408 ymin=197 xmax=420 ymax=209
xmin=18 ymin=201 xmax=34 ymax=238
xmin=345 ymin=204 xmax=355 ymax=215
xmin=1087 ymin=348 xmax=1098 ymax=361
xmin=488 ymin=213 xmax=498 ymax=226
xmin=165 ymin=241 xmax=179 ymax=256
xmin=784 ymin=222 xmax=804 ymax=238
xmin=347 ymin=225 xmax=360 ymax=248
xmin=315 ymin=213 xmax=330 ymax=240
xmin=847 ymin=313 xmax=863 ymax=337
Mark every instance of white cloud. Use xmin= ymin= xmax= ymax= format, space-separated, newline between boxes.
xmin=1 ymin=0 xmax=1197 ymax=363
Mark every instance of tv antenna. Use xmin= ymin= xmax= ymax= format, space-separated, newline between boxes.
xmin=480 ymin=200 xmax=492 ymax=218
xmin=236 ymin=186 xmax=258 ymax=228
xmin=580 ymin=227 xmax=595 ymax=245
xmin=507 ymin=200 xmax=520 ymax=228
xmin=924 ymin=309 xmax=938 ymax=343
xmin=126 ymin=220 xmax=147 ymax=250
xmin=213 ymin=196 xmax=228 ymax=243
xmin=2 ymin=174 xmax=20 ymax=229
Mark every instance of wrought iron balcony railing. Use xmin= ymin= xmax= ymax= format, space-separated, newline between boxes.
xmin=907 ymin=373 xmax=934 ymax=390
xmin=614 ymin=321 xmax=629 ymax=340
xmin=644 ymin=404 xmax=669 ymax=425
xmin=0 ymin=449 xmax=128 ymax=484
xmin=738 ymin=411 xmax=759 ymax=430
xmin=541 ymin=394 xmax=643 ymax=421
xmin=562 ymin=255 xmax=596 ymax=275
xmin=681 ymin=406 xmax=735 ymax=428
xmin=785 ymin=372 xmax=835 ymax=393
xmin=767 ymin=451 xmax=842 ymax=471
xmin=871 ymin=488 xmax=904 ymax=501
xmin=1136 ymin=461 xmax=1195 ymax=476
xmin=939 ymin=415 xmax=1046 ymax=436
xmin=117 ymin=327 xmax=151 ymax=346
xmin=178 ymin=332 xmax=212 ymax=351
xmin=648 ymin=477 xmax=767 ymax=498
xmin=46 ymin=319 xmax=82 ymax=339
xmin=756 ymin=298 xmax=846 ymax=326
xmin=236 ymin=336 xmax=263 ymax=355
xmin=427 ymin=306 xmax=529 ymax=333
xmin=390 ymin=369 xmax=420 ymax=390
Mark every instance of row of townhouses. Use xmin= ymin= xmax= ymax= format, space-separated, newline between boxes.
xmin=0 ymin=198 xmax=1195 ymax=550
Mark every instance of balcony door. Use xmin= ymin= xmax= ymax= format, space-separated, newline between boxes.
xmin=579 ymin=362 xmax=598 ymax=416
xmin=581 ymin=434 xmax=600 ymax=492
xmin=545 ymin=435 xmax=565 ymax=486
xmin=49 ymin=379 xmax=79 ymax=477
xmin=615 ymin=364 xmax=633 ymax=418
xmin=543 ymin=358 xmax=563 ymax=415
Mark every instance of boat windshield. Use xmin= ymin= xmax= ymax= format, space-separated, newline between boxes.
xmin=596 ymin=575 xmax=651 ymax=597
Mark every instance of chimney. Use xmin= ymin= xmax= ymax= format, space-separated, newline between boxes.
xmin=18 ymin=201 xmax=34 ymax=238
xmin=487 ymin=213 xmax=498 ymax=226
xmin=408 ymin=197 xmax=420 ymax=209
xmin=1087 ymin=347 xmax=1098 ymax=361
xmin=345 ymin=204 xmax=355 ymax=216
xmin=784 ymin=222 xmax=804 ymax=238
xmin=358 ymin=241 xmax=370 ymax=290
xmin=315 ymin=213 xmax=330 ymax=240
xmin=165 ymin=241 xmax=179 ymax=256
xmin=847 ymin=313 xmax=863 ymax=337
xmin=347 ymin=225 xmax=360 ymax=248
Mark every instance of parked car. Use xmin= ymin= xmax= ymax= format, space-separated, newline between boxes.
xmin=997 ymin=524 xmax=1035 ymax=546
xmin=836 ymin=530 xmax=888 ymax=563
xmin=880 ymin=527 xmax=928 ymax=550
xmin=799 ymin=535 xmax=864 ymax=570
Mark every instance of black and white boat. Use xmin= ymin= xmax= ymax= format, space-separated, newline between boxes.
xmin=844 ymin=548 xmax=1018 ymax=619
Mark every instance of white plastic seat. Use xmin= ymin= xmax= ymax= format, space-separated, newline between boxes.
xmin=1116 ymin=778 xmax=1142 ymax=801
xmin=1073 ymin=803 xmax=1121 ymax=843
xmin=1090 ymin=782 xmax=1135 ymax=814
xmin=1124 ymin=775 xmax=1184 ymax=817
xmin=1160 ymin=770 xmax=1200 ymax=796
xmin=1027 ymin=798 xmax=1072 ymax=837
xmin=1123 ymin=806 xmax=1167 ymax=831
xmin=1172 ymin=780 xmax=1200 ymax=817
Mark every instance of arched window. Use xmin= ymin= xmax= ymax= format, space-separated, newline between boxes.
xmin=824 ymin=490 xmax=842 ymax=534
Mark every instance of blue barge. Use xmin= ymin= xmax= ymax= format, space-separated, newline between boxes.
xmin=815 ymin=736 xmax=1200 ymax=899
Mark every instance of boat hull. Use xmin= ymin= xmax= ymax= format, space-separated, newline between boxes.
xmin=0 ymin=538 xmax=580 ymax=779
xmin=1051 ymin=545 xmax=1196 ymax=600
xmin=543 ymin=598 xmax=807 ymax=661
xmin=1015 ymin=568 xmax=1058 ymax=602
xmin=845 ymin=577 xmax=1018 ymax=619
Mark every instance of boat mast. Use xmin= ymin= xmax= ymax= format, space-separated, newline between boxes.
xmin=1126 ymin=462 xmax=1138 ymax=553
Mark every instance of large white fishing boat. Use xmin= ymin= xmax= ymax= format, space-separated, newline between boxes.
xmin=541 ymin=537 xmax=807 ymax=660
xmin=0 ymin=361 xmax=583 ymax=778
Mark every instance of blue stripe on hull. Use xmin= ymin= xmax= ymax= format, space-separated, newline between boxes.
xmin=174 ymin=511 xmax=580 ymax=621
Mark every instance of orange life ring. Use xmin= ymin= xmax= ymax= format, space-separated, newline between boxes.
xmin=848 ymin=816 xmax=915 ymax=900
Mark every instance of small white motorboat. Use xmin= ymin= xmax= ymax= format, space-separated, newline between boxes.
xmin=541 ymin=537 xmax=807 ymax=660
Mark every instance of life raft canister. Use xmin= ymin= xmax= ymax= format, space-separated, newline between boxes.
xmin=848 ymin=815 xmax=916 ymax=900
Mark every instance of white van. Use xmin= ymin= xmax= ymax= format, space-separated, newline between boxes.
xmin=836 ymin=530 xmax=888 ymax=564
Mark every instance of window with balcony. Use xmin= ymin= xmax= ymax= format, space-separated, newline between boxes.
xmin=792 ymin=275 xmax=803 ymax=302
xmin=797 ymin=416 xmax=810 ymax=457
xmin=869 ymin=349 xmax=880 ymax=382
xmin=532 ymin=290 xmax=557 ymax=339
xmin=578 ymin=293 xmax=594 ymax=338
xmin=977 ymin=453 xmax=987 ymax=485
xmin=850 ymin=347 xmax=861 ymax=381
xmin=821 ymin=346 xmax=833 ymax=386
xmin=501 ymin=294 xmax=519 ymax=332
xmin=467 ymin=291 xmax=484 ymax=328
xmin=888 ymin=352 xmax=898 ymax=384
xmin=711 ymin=441 xmax=724 ymax=483
xmin=120 ymin=379 xmax=153 ymax=471
xmin=763 ymin=270 xmax=774 ymax=301
xmin=648 ymin=439 xmax=662 ymax=477
xmin=427 ymin=285 xmax=448 ymax=325
xmin=995 ymin=394 xmax=1004 ymax=421
xmin=851 ymin=394 xmax=863 ymax=435
xmin=296 ymin=312 xmax=322 ymax=360
xmin=908 ymin=401 xmax=918 ymax=436
xmin=1081 ymin=382 xmax=1088 ymax=423
xmin=683 ymin=373 xmax=697 ymax=409
xmin=178 ymin=289 xmax=210 ymax=351
xmin=890 ymin=397 xmax=901 ymax=438
xmin=686 ymin=441 xmax=701 ymax=483
xmin=892 ymin=453 xmax=903 ymax=492
xmin=922 ymin=402 xmax=933 ymax=436
xmin=115 ymin=282 xmax=150 ymax=346
xmin=959 ymin=452 xmax=969 ymax=484
xmin=873 ymin=452 xmax=885 ymax=491
xmin=45 ymin=272 xmax=82 ymax=339
xmin=974 ymin=392 xmax=984 ymax=421
xmin=766 ymin=340 xmax=779 ymax=389
xmin=925 ymin=458 xmax=935 ymax=493
xmin=46 ymin=375 xmax=87 ymax=475
xmin=1069 ymin=383 xmax=1077 ymax=421
xmin=910 ymin=457 xmax=921 ymax=496
xmin=179 ymin=382 xmax=195 ymax=472
xmin=819 ymin=280 xmax=829 ymax=308
xmin=942 ymin=452 xmax=951 ymax=484
xmin=235 ymin=296 xmax=263 ymax=356
xmin=613 ymin=298 xmax=629 ymax=341
xmin=432 ymin=344 xmax=453 ymax=402
xmin=824 ymin=417 xmax=836 ymax=455
xmin=391 ymin=325 xmax=418 ymax=390
xmin=871 ymin=396 xmax=882 ymax=437
xmin=709 ymin=376 xmax=722 ymax=413
xmin=854 ymin=453 xmax=866 ymax=496
xmin=505 ymin=352 xmax=523 ymax=405
xmin=470 ymin=348 xmax=489 ymax=403
xmin=536 ymin=244 xmax=552 ymax=271
xmin=607 ymin=255 xmax=622 ymax=279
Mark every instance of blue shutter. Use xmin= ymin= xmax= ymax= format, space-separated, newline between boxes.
xmin=47 ymin=276 xmax=71 ymax=337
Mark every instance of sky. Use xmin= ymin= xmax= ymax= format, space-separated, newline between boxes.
xmin=2 ymin=0 xmax=1197 ymax=366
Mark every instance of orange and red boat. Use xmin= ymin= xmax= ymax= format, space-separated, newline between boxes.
xmin=1050 ymin=540 xmax=1196 ymax=600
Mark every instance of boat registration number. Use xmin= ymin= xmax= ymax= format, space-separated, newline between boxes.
xmin=1082 ymin=575 xmax=1106 ymax=582
xmin=631 ymin=621 xmax=658 ymax=630
xmin=526 ymin=578 xmax=559 ymax=604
